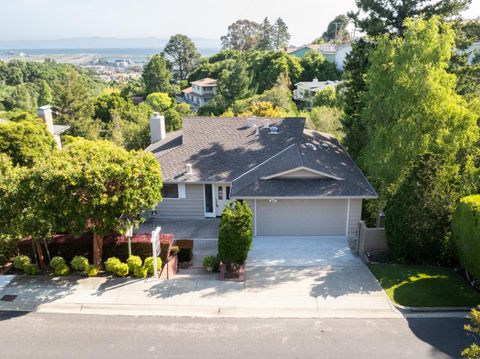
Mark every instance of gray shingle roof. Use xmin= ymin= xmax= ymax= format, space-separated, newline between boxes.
xmin=147 ymin=116 xmax=377 ymax=198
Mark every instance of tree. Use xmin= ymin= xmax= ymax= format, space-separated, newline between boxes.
xmin=145 ymin=92 xmax=173 ymax=113
xmin=304 ymin=106 xmax=343 ymax=139
xmin=221 ymin=20 xmax=261 ymax=51
xmin=37 ymin=79 xmax=53 ymax=106
xmin=142 ymin=54 xmax=175 ymax=95
xmin=350 ymin=0 xmax=471 ymax=36
xmin=93 ymin=92 xmax=133 ymax=123
xmin=322 ymin=14 xmax=351 ymax=42
xmin=360 ymin=18 xmax=478 ymax=200
xmin=463 ymin=306 xmax=480 ymax=359
xmin=339 ymin=39 xmax=375 ymax=160
xmin=313 ymin=87 xmax=337 ymax=107
xmin=41 ymin=138 xmax=163 ymax=267
xmin=300 ymin=51 xmax=340 ymax=81
xmin=53 ymin=67 xmax=99 ymax=139
xmin=238 ymin=101 xmax=287 ymax=117
xmin=257 ymin=17 xmax=274 ymax=51
xmin=163 ymin=34 xmax=201 ymax=80
xmin=384 ymin=153 xmax=462 ymax=265
xmin=0 ymin=118 xmax=56 ymax=167
xmin=217 ymin=59 xmax=252 ymax=105
xmin=272 ymin=18 xmax=291 ymax=49
xmin=218 ymin=201 xmax=253 ymax=266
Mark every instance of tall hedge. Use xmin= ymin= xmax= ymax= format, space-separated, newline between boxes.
xmin=452 ymin=195 xmax=480 ymax=281
xmin=218 ymin=201 xmax=253 ymax=265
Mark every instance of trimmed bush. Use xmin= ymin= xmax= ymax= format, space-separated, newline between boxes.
xmin=143 ymin=256 xmax=162 ymax=275
xmin=218 ymin=201 xmax=253 ymax=265
xmin=23 ymin=263 xmax=40 ymax=275
xmin=84 ymin=264 xmax=99 ymax=277
xmin=54 ymin=264 xmax=70 ymax=276
xmin=13 ymin=255 xmax=31 ymax=270
xmin=133 ymin=265 xmax=148 ymax=278
xmin=452 ymin=195 xmax=480 ymax=281
xmin=127 ymin=255 xmax=142 ymax=272
xmin=70 ymin=256 xmax=89 ymax=271
xmin=112 ymin=262 xmax=129 ymax=277
xmin=105 ymin=257 xmax=121 ymax=273
xmin=49 ymin=256 xmax=66 ymax=270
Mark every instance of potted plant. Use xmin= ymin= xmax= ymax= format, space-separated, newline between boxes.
xmin=202 ymin=255 xmax=219 ymax=272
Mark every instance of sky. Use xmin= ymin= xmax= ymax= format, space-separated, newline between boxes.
xmin=1 ymin=0 xmax=479 ymax=45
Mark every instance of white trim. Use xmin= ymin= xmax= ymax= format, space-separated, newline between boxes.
xmin=254 ymin=199 xmax=257 ymax=236
xmin=178 ymin=183 xmax=186 ymax=199
xmin=261 ymin=166 xmax=344 ymax=181
xmin=231 ymin=144 xmax=296 ymax=182
xmin=232 ymin=195 xmax=378 ymax=200
xmin=345 ymin=198 xmax=350 ymax=237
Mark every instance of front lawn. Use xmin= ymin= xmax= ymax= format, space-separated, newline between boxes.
xmin=368 ymin=263 xmax=480 ymax=308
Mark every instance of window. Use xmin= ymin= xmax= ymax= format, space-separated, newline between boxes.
xmin=162 ymin=184 xmax=179 ymax=198
xmin=226 ymin=186 xmax=231 ymax=200
xmin=218 ymin=186 xmax=223 ymax=200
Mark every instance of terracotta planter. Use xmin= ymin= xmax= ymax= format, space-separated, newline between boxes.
xmin=218 ymin=263 xmax=245 ymax=282
xmin=160 ymin=254 xmax=178 ymax=279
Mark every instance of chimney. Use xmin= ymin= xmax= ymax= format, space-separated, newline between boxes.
xmin=150 ymin=112 xmax=166 ymax=144
xmin=38 ymin=105 xmax=54 ymax=135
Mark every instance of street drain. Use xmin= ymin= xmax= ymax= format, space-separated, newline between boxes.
xmin=1 ymin=295 xmax=17 ymax=302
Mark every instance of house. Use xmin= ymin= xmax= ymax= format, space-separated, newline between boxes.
xmin=145 ymin=115 xmax=376 ymax=240
xmin=181 ymin=77 xmax=218 ymax=107
xmin=0 ymin=105 xmax=70 ymax=149
xmin=37 ymin=105 xmax=70 ymax=148
xmin=287 ymin=44 xmax=337 ymax=63
xmin=293 ymin=79 xmax=341 ymax=102
xmin=335 ymin=41 xmax=353 ymax=71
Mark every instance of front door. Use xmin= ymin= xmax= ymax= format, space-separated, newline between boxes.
xmin=204 ymin=184 xmax=215 ymax=218
xmin=215 ymin=184 xmax=231 ymax=216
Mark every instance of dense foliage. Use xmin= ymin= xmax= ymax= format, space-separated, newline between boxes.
xmin=218 ymin=201 xmax=253 ymax=266
xmin=452 ymin=195 xmax=480 ymax=282
xmin=463 ymin=306 xmax=480 ymax=359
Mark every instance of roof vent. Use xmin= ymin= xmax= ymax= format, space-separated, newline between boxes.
xmin=305 ymin=142 xmax=316 ymax=150
xmin=186 ymin=163 xmax=193 ymax=175
xmin=247 ymin=117 xmax=257 ymax=128
xmin=264 ymin=119 xmax=270 ymax=128
xmin=269 ymin=126 xmax=278 ymax=135
xmin=320 ymin=142 xmax=330 ymax=149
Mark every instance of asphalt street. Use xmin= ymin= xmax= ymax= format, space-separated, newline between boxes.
xmin=0 ymin=311 xmax=475 ymax=359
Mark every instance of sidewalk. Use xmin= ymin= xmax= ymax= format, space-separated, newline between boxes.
xmin=0 ymin=272 xmax=402 ymax=319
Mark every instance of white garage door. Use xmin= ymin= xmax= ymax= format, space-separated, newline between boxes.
xmin=256 ymin=199 xmax=348 ymax=236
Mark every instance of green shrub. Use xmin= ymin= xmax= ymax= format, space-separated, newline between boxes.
xmin=49 ymin=256 xmax=66 ymax=270
xmin=105 ymin=257 xmax=121 ymax=273
xmin=13 ymin=255 xmax=31 ymax=270
xmin=384 ymin=153 xmax=459 ymax=265
xmin=143 ymin=256 xmax=162 ymax=275
xmin=462 ymin=306 xmax=480 ymax=358
xmin=112 ymin=262 xmax=129 ymax=277
xmin=54 ymin=264 xmax=70 ymax=276
xmin=0 ymin=235 xmax=18 ymax=265
xmin=84 ymin=264 xmax=99 ymax=277
xmin=127 ymin=255 xmax=142 ymax=272
xmin=202 ymin=255 xmax=220 ymax=271
xmin=452 ymin=195 xmax=480 ymax=281
xmin=218 ymin=200 xmax=253 ymax=265
xmin=70 ymin=256 xmax=89 ymax=271
xmin=23 ymin=263 xmax=40 ymax=275
xmin=133 ymin=265 xmax=148 ymax=279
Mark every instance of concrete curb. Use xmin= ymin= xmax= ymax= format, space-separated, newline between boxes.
xmin=394 ymin=303 xmax=471 ymax=313
xmin=0 ymin=302 xmax=404 ymax=319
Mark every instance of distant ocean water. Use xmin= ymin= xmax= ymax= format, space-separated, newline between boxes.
xmin=0 ymin=47 xmax=219 ymax=61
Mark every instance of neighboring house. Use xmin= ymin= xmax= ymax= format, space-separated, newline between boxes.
xmin=146 ymin=115 xmax=376 ymax=240
xmin=293 ymin=79 xmax=341 ymax=102
xmin=181 ymin=77 xmax=218 ymax=108
xmin=37 ymin=105 xmax=70 ymax=148
xmin=287 ymin=44 xmax=337 ymax=63
xmin=335 ymin=41 xmax=353 ymax=71
xmin=0 ymin=105 xmax=70 ymax=149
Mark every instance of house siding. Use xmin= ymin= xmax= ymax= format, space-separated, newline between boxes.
xmin=153 ymin=184 xmax=205 ymax=219
xmin=347 ymin=199 xmax=362 ymax=239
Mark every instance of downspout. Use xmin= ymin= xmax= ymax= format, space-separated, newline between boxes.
xmin=345 ymin=198 xmax=350 ymax=238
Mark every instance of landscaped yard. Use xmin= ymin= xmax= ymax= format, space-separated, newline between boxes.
xmin=368 ymin=263 xmax=480 ymax=308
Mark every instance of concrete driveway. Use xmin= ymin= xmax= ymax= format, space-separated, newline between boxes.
xmin=245 ymin=236 xmax=397 ymax=314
